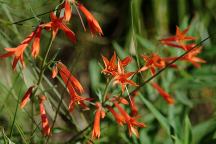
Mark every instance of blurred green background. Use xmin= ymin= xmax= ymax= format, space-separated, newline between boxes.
xmin=0 ymin=0 xmax=216 ymax=143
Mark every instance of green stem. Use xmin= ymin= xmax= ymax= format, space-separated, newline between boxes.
xmin=102 ymin=78 xmax=113 ymax=103
xmin=30 ymin=34 xmax=54 ymax=139
xmin=9 ymin=86 xmax=22 ymax=138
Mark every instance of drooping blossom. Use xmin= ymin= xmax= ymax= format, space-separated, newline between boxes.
xmin=92 ymin=102 xmax=105 ymax=139
xmin=0 ymin=26 xmax=42 ymax=70
xmin=101 ymin=52 xmax=132 ymax=76
xmin=107 ymin=105 xmax=125 ymax=126
xmin=113 ymin=60 xmax=138 ymax=93
xmin=78 ymin=3 xmax=103 ymax=36
xmin=20 ymin=86 xmax=34 ymax=109
xmin=39 ymin=96 xmax=51 ymax=136
xmin=151 ymin=82 xmax=174 ymax=104
xmin=114 ymin=102 xmax=146 ymax=137
xmin=63 ymin=0 xmax=72 ymax=22
xmin=129 ymin=94 xmax=138 ymax=116
xmin=163 ymin=47 xmax=206 ymax=68
xmin=160 ymin=26 xmax=196 ymax=50
xmin=41 ymin=12 xmax=76 ymax=43
xmin=139 ymin=53 xmax=176 ymax=75
xmin=52 ymin=62 xmax=90 ymax=111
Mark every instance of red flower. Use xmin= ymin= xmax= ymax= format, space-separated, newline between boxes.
xmin=20 ymin=86 xmax=34 ymax=109
xmin=113 ymin=60 xmax=138 ymax=93
xmin=31 ymin=27 xmax=42 ymax=58
xmin=39 ymin=96 xmax=51 ymax=136
xmin=114 ymin=102 xmax=146 ymax=137
xmin=107 ymin=105 xmax=125 ymax=126
xmin=92 ymin=102 xmax=105 ymax=139
xmin=78 ymin=3 xmax=103 ymax=36
xmin=139 ymin=53 xmax=175 ymax=75
xmin=181 ymin=47 xmax=206 ymax=68
xmin=101 ymin=52 xmax=117 ymax=76
xmin=41 ymin=12 xmax=76 ymax=43
xmin=164 ymin=47 xmax=206 ymax=68
xmin=101 ymin=52 xmax=132 ymax=76
xmin=63 ymin=0 xmax=72 ymax=22
xmin=160 ymin=26 xmax=196 ymax=50
xmin=0 ymin=27 xmax=42 ymax=69
xmin=129 ymin=94 xmax=138 ymax=116
xmin=52 ymin=62 xmax=90 ymax=111
xmin=151 ymin=82 xmax=174 ymax=104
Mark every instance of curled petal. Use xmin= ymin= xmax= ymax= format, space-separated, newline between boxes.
xmin=51 ymin=65 xmax=58 ymax=78
xmin=20 ymin=86 xmax=34 ymax=109
xmin=39 ymin=96 xmax=51 ymax=136
xmin=151 ymin=82 xmax=174 ymax=104
xmin=78 ymin=3 xmax=103 ymax=36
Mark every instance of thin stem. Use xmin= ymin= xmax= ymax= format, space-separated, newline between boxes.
xmin=37 ymin=36 xmax=54 ymax=87
xmin=9 ymin=86 xmax=22 ymax=138
xmin=11 ymin=10 xmax=55 ymax=25
xmin=102 ymin=78 xmax=113 ymax=103
xmin=30 ymin=34 xmax=54 ymax=140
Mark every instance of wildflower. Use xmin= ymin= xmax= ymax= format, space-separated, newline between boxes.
xmin=139 ymin=53 xmax=176 ymax=75
xmin=92 ymin=102 xmax=105 ymax=139
xmin=78 ymin=3 xmax=103 ymax=36
xmin=163 ymin=47 xmax=206 ymax=68
xmin=63 ymin=0 xmax=72 ymax=22
xmin=113 ymin=60 xmax=138 ymax=93
xmin=101 ymin=52 xmax=132 ymax=76
xmin=114 ymin=102 xmax=146 ymax=137
xmin=39 ymin=96 xmax=51 ymax=136
xmin=31 ymin=27 xmax=42 ymax=58
xmin=160 ymin=26 xmax=196 ymax=50
xmin=129 ymin=94 xmax=138 ymax=116
xmin=20 ymin=86 xmax=34 ymax=109
xmin=0 ymin=27 xmax=42 ymax=69
xmin=41 ymin=12 xmax=76 ymax=43
xmin=101 ymin=52 xmax=117 ymax=76
xmin=52 ymin=62 xmax=90 ymax=111
xmin=151 ymin=82 xmax=174 ymax=104
xmin=51 ymin=65 xmax=58 ymax=78
xmin=107 ymin=105 xmax=125 ymax=126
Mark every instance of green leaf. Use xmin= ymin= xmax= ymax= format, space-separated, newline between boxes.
xmin=183 ymin=116 xmax=192 ymax=144
xmin=89 ymin=60 xmax=101 ymax=90
xmin=193 ymin=118 xmax=216 ymax=144
xmin=139 ymin=92 xmax=170 ymax=134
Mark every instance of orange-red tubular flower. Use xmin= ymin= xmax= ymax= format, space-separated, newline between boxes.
xmin=151 ymin=82 xmax=174 ymax=104
xmin=20 ymin=86 xmax=34 ymax=109
xmin=130 ymin=95 xmax=138 ymax=116
xmin=163 ymin=47 xmax=206 ymax=68
xmin=139 ymin=53 xmax=176 ymax=76
xmin=107 ymin=105 xmax=125 ymax=126
xmin=101 ymin=52 xmax=132 ymax=76
xmin=101 ymin=52 xmax=117 ymax=76
xmin=63 ymin=0 xmax=72 ymax=22
xmin=113 ymin=60 xmax=138 ymax=93
xmin=31 ymin=27 xmax=42 ymax=58
xmin=0 ymin=26 xmax=42 ymax=69
xmin=160 ymin=26 xmax=196 ymax=50
xmin=41 ymin=12 xmax=76 ymax=43
xmin=52 ymin=62 xmax=90 ymax=111
xmin=92 ymin=102 xmax=105 ymax=139
xmin=39 ymin=96 xmax=51 ymax=136
xmin=114 ymin=102 xmax=146 ymax=137
xmin=78 ymin=3 xmax=103 ymax=36
xmin=51 ymin=65 xmax=58 ymax=78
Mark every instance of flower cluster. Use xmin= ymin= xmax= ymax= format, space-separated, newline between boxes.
xmin=90 ymin=25 xmax=206 ymax=139
xmin=0 ymin=0 xmax=206 ymax=141
xmin=0 ymin=0 xmax=103 ymax=137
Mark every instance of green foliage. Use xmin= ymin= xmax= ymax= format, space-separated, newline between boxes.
xmin=0 ymin=0 xmax=216 ymax=143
